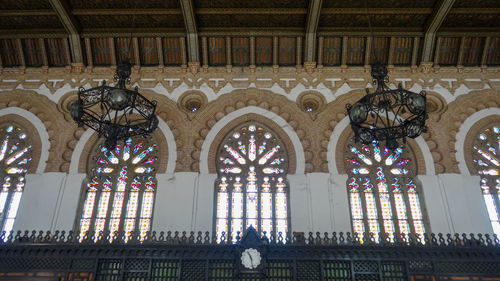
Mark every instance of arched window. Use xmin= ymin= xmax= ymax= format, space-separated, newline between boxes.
xmin=0 ymin=124 xmax=32 ymax=235
xmin=344 ymin=140 xmax=426 ymax=241
xmin=472 ymin=124 xmax=500 ymax=236
xmin=79 ymin=136 xmax=158 ymax=241
xmin=215 ymin=122 xmax=289 ymax=242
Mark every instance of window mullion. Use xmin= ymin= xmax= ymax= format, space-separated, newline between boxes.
xmin=227 ymin=183 xmax=233 ymax=243
xmin=134 ymin=179 xmax=146 ymax=238
xmin=242 ymin=172 xmax=247 ymax=240
xmin=357 ymin=178 xmax=370 ymax=242
xmin=119 ymin=181 xmax=133 ymax=239
xmin=372 ymin=174 xmax=386 ymax=242
xmin=402 ymin=177 xmax=417 ymax=240
xmin=0 ymin=188 xmax=15 ymax=233
xmin=387 ymin=175 xmax=403 ymax=241
xmin=491 ymin=182 xmax=500 ymax=227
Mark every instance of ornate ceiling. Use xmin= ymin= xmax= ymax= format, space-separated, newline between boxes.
xmin=0 ymin=0 xmax=498 ymax=68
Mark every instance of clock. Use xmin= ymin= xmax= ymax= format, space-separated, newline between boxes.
xmin=240 ymin=248 xmax=261 ymax=269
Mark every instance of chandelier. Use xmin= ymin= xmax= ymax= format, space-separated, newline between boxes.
xmin=346 ymin=63 xmax=428 ymax=149
xmin=70 ymin=61 xmax=158 ymax=148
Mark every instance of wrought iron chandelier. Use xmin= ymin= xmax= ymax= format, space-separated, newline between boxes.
xmin=70 ymin=61 xmax=158 ymax=148
xmin=346 ymin=63 xmax=428 ymax=150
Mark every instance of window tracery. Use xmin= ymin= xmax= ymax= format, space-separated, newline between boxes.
xmin=215 ymin=123 xmax=289 ymax=242
xmin=345 ymin=140 xmax=426 ymax=242
xmin=79 ymin=136 xmax=158 ymax=241
xmin=0 ymin=124 xmax=32 ymax=235
xmin=472 ymin=124 xmax=500 ymax=236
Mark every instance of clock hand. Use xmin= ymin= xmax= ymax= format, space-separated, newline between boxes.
xmin=247 ymin=252 xmax=254 ymax=266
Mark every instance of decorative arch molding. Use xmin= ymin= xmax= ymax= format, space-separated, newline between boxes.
xmin=327 ymin=116 xmax=434 ymax=175
xmin=315 ymin=89 xmax=366 ymax=173
xmin=69 ymin=116 xmax=176 ymax=174
xmin=192 ymin=88 xmax=312 ymax=173
xmin=0 ymin=90 xmax=66 ymax=172
xmin=0 ymin=109 xmax=49 ymax=174
xmin=455 ymin=109 xmax=500 ymax=176
xmin=200 ymin=109 xmax=305 ymax=175
xmin=442 ymin=89 xmax=500 ymax=173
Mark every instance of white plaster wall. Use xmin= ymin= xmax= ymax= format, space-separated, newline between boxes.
xmin=10 ymin=172 xmax=495 ymax=237
xmin=330 ymin=174 xmax=351 ymax=233
xmin=152 ymin=172 xmax=207 ymax=232
xmin=194 ymin=173 xmax=217 ymax=232
xmin=288 ymin=174 xmax=309 ymax=232
xmin=418 ymin=175 xmax=453 ymax=234
xmin=14 ymin=173 xmax=66 ymax=231
xmin=418 ymin=174 xmax=491 ymax=234
xmin=52 ymin=173 xmax=86 ymax=230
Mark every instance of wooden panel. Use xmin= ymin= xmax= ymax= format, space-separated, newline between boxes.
xmin=438 ymin=37 xmax=460 ymax=65
xmin=278 ymin=37 xmax=296 ymax=66
xmin=393 ymin=37 xmax=414 ymax=66
xmin=322 ymin=37 xmax=342 ymax=66
xmin=370 ymin=37 xmax=390 ymax=64
xmin=114 ymin=38 xmax=135 ymax=64
xmin=346 ymin=37 xmax=365 ymax=65
xmin=22 ymin=38 xmax=44 ymax=67
xmin=139 ymin=37 xmax=159 ymax=66
xmin=162 ymin=38 xmax=183 ymax=66
xmin=461 ymin=37 xmax=484 ymax=66
xmin=0 ymin=39 xmax=21 ymax=67
xmin=90 ymin=38 xmax=112 ymax=66
xmin=486 ymin=37 xmax=500 ymax=66
xmin=208 ymin=37 xmax=226 ymax=66
xmin=45 ymin=38 xmax=68 ymax=67
xmin=255 ymin=37 xmax=272 ymax=66
xmin=231 ymin=37 xmax=250 ymax=66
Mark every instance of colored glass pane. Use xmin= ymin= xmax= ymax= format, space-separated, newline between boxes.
xmin=78 ymin=136 xmax=159 ymax=242
xmin=345 ymin=140 xmax=426 ymax=243
xmin=473 ymin=125 xmax=500 ymax=237
xmin=215 ymin=123 xmax=289 ymax=242
xmin=0 ymin=125 xmax=32 ymax=237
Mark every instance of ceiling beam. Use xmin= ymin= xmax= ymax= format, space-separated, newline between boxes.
xmin=72 ymin=9 xmax=181 ymax=16
xmin=48 ymin=0 xmax=84 ymax=64
xmin=0 ymin=10 xmax=56 ymax=16
xmin=321 ymin=8 xmax=432 ymax=14
xmin=195 ymin=8 xmax=306 ymax=14
xmin=180 ymin=0 xmax=199 ymax=63
xmin=450 ymin=8 xmax=500 ymax=14
xmin=421 ymin=0 xmax=456 ymax=62
xmin=304 ymin=0 xmax=323 ymax=63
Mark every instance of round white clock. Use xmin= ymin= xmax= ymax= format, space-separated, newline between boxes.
xmin=241 ymin=248 xmax=261 ymax=269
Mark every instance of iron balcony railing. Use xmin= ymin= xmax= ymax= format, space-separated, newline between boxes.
xmin=0 ymin=228 xmax=498 ymax=281
xmin=0 ymin=229 xmax=499 ymax=246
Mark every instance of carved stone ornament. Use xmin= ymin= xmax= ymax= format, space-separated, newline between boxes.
xmin=296 ymin=91 xmax=326 ymax=120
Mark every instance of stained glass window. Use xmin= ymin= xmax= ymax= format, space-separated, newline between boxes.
xmin=79 ymin=136 xmax=158 ymax=242
xmin=472 ymin=125 xmax=500 ymax=236
xmin=0 ymin=124 xmax=32 ymax=236
xmin=345 ymin=140 xmax=426 ymax=242
xmin=215 ymin=123 xmax=289 ymax=242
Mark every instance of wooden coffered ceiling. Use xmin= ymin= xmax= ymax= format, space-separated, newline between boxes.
xmin=0 ymin=0 xmax=499 ymax=68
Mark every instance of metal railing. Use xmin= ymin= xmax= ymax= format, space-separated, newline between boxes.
xmin=0 ymin=229 xmax=498 ymax=281
xmin=0 ymin=230 xmax=499 ymax=247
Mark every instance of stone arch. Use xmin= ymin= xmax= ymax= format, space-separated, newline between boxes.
xmin=455 ymin=109 xmax=500 ymax=176
xmin=201 ymin=110 xmax=303 ymax=175
xmin=443 ymin=89 xmax=500 ymax=173
xmin=67 ymin=89 xmax=182 ymax=174
xmin=0 ymin=109 xmax=49 ymax=174
xmin=70 ymin=116 xmax=175 ymax=174
xmin=327 ymin=116 xmax=432 ymax=175
xmin=0 ymin=90 xmax=66 ymax=172
xmin=191 ymin=88 xmax=313 ymax=173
